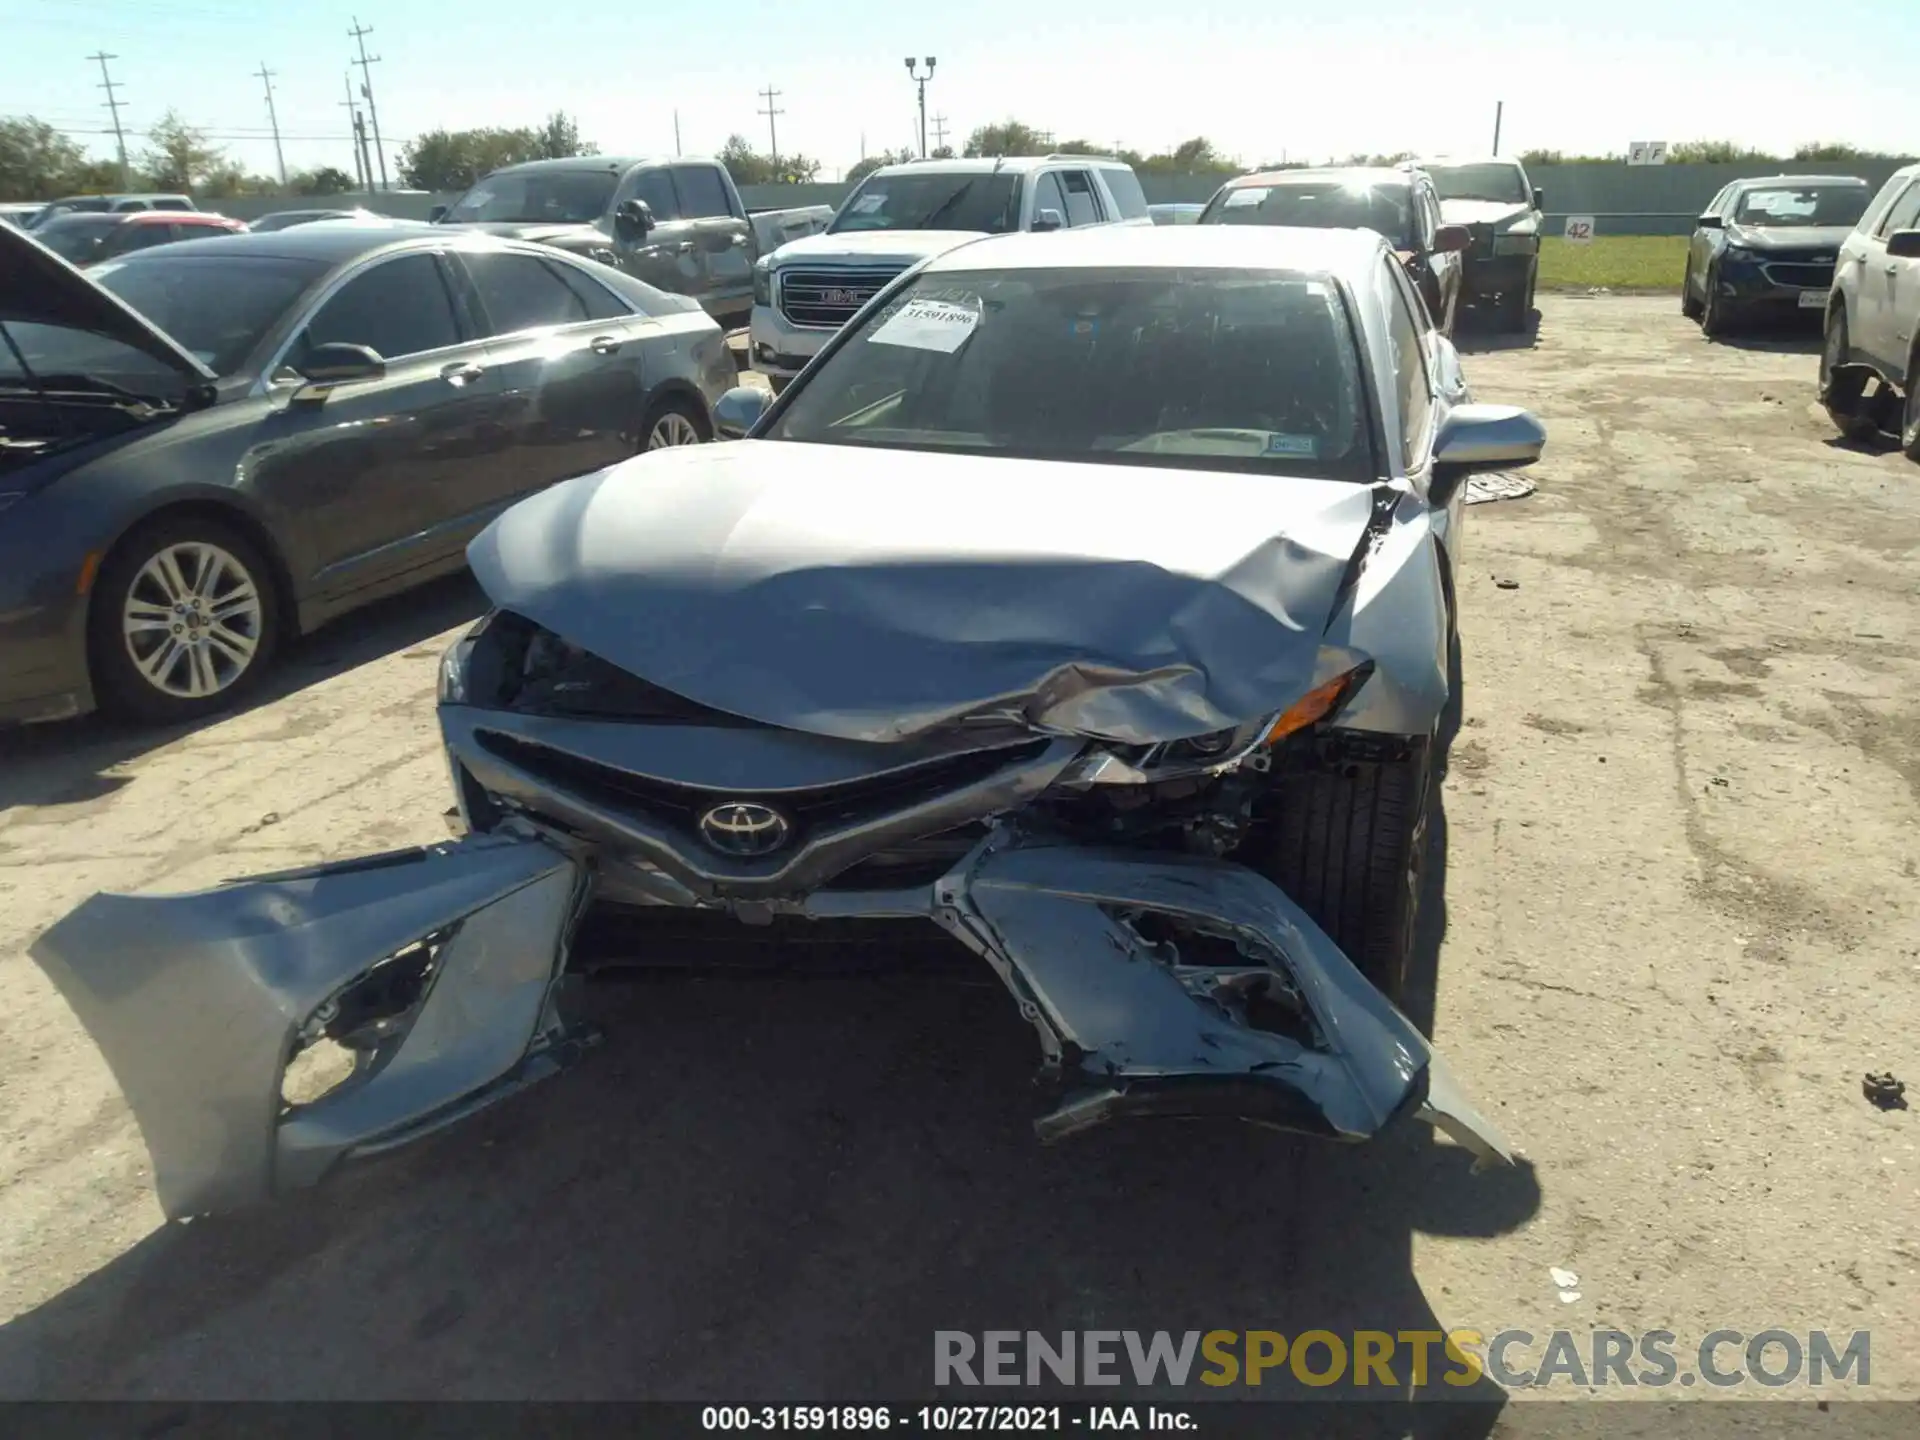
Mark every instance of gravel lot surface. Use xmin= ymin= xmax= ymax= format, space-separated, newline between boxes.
xmin=1 ymin=297 xmax=1915 ymax=1412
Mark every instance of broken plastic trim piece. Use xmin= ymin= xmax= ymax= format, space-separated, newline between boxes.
xmin=29 ymin=832 xmax=590 ymax=1219
xmin=933 ymin=836 xmax=1513 ymax=1166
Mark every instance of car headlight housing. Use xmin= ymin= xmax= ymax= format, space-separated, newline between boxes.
xmin=753 ymin=259 xmax=772 ymax=307
xmin=436 ymin=613 xmax=496 ymax=705
xmin=1493 ymin=220 xmax=1538 ymax=255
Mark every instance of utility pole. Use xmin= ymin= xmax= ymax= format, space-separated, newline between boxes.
xmin=255 ymin=62 xmax=287 ymax=189
xmin=903 ymin=57 xmax=936 ymax=159
xmin=1491 ymin=101 xmax=1504 ymax=156
xmin=348 ymin=18 xmax=388 ymax=190
xmin=340 ymin=72 xmax=366 ymax=191
xmin=757 ymin=85 xmax=783 ymax=170
xmin=673 ymin=109 xmax=682 ymax=157
xmin=88 ymin=52 xmax=130 ymax=188
xmin=931 ymin=114 xmax=949 ymax=154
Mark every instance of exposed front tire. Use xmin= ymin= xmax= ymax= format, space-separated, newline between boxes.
xmin=1902 ymin=355 xmax=1920 ymax=462
xmin=1249 ymin=736 xmax=1433 ymax=1001
xmin=640 ymin=394 xmax=710 ymax=451
xmin=1700 ymin=267 xmax=1736 ymax=338
xmin=1681 ymin=262 xmax=1704 ymax=319
xmin=88 ymin=514 xmax=282 ymax=726
xmin=1820 ymin=307 xmax=1880 ymax=442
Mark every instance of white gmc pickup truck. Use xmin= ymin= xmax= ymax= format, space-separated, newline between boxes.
xmin=748 ymin=154 xmax=1152 ymax=390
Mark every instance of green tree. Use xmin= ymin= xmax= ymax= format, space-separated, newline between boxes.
xmin=292 ymin=166 xmax=356 ymax=196
xmin=140 ymin=109 xmax=226 ymax=191
xmin=1339 ymin=150 xmax=1413 ymax=168
xmin=716 ymin=133 xmax=819 ymax=184
xmin=1133 ymin=137 xmax=1239 ymax=176
xmin=1668 ymin=139 xmax=1778 ymax=164
xmin=197 ymin=163 xmax=281 ymax=199
xmin=846 ymin=146 xmax=916 ymax=183
xmin=534 ymin=111 xmax=597 ymax=160
xmin=963 ymin=119 xmax=1048 ymax=157
xmin=0 ymin=116 xmax=91 ymax=200
xmin=399 ymin=126 xmax=560 ymax=191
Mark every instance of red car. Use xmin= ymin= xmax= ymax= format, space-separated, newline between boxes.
xmin=29 ymin=210 xmax=247 ymax=269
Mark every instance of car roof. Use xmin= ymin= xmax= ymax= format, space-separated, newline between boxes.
xmin=1415 ymin=156 xmax=1518 ymax=168
xmin=104 ymin=220 xmax=446 ymax=265
xmin=871 ymin=155 xmax=1132 ymax=178
xmin=1228 ymin=166 xmax=1416 ymax=189
xmin=479 ymin=154 xmax=695 ymax=177
xmin=120 ymin=210 xmax=232 ymax=225
xmin=1731 ymin=173 xmax=1871 ymax=189
xmin=921 ymin=222 xmax=1390 ymax=275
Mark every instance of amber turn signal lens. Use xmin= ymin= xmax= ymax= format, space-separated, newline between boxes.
xmin=1265 ymin=672 xmax=1360 ymax=745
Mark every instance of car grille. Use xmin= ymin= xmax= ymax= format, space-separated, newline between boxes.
xmin=1760 ymin=260 xmax=1834 ymax=289
xmin=777 ymin=266 xmax=906 ymax=328
xmin=476 ymin=730 xmax=1051 ymax=841
xmin=1466 ymin=223 xmax=1496 ymax=259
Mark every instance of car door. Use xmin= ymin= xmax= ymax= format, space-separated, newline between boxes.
xmin=610 ymin=165 xmax=701 ymax=296
xmin=1057 ymin=169 xmax=1104 ymax=227
xmin=1857 ymin=180 xmax=1920 ymax=372
xmin=251 ymin=250 xmax=511 ymax=595
xmin=452 ymin=247 xmax=647 ymax=499
xmin=672 ymin=162 xmax=754 ymax=319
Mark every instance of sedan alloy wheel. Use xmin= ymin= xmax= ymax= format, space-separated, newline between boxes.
xmin=646 ymin=409 xmax=705 ymax=450
xmin=122 ymin=541 xmax=266 ymax=700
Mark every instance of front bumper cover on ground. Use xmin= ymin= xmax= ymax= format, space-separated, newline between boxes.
xmin=32 ymin=828 xmax=1510 ymax=1220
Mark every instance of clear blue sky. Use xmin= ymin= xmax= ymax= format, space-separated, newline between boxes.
xmin=8 ymin=0 xmax=1916 ymax=182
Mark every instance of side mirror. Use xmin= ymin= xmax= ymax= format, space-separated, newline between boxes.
xmin=290 ymin=342 xmax=385 ymax=404
xmin=1886 ymin=228 xmax=1920 ymax=260
xmin=1696 ymin=214 xmax=1724 ymax=230
xmin=712 ymin=384 xmax=772 ymax=440
xmin=615 ymin=198 xmax=655 ymax=241
xmin=1032 ymin=208 xmax=1064 ymax=233
xmin=1428 ymin=403 xmax=1546 ymax=506
xmin=428 ymin=204 xmax=448 ymax=223
xmin=1531 ymin=187 xmax=1544 ymax=210
xmin=1434 ymin=224 xmax=1471 ymax=254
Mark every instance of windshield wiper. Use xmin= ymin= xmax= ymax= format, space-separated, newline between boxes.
xmin=915 ymin=180 xmax=979 ymax=229
xmin=21 ymin=374 xmax=181 ymax=418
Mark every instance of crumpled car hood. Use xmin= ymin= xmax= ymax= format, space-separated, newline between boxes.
xmin=467 ymin=441 xmax=1384 ymax=745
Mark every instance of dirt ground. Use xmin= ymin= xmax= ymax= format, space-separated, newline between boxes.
xmin=0 ymin=296 xmax=1916 ymax=1413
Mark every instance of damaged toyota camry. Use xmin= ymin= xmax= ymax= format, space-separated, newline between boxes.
xmin=34 ymin=225 xmax=1547 ymax=1219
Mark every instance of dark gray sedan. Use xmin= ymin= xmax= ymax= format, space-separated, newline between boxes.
xmin=0 ymin=220 xmax=732 ymax=726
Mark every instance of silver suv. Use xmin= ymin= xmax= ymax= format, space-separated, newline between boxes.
xmin=1820 ymin=162 xmax=1920 ymax=459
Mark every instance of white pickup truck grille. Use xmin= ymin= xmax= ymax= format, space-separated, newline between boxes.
xmin=777 ymin=266 xmax=907 ymax=328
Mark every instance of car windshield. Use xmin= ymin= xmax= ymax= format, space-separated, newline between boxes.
xmin=92 ymin=254 xmax=328 ymax=375
xmin=1733 ymin=185 xmax=1868 ymax=228
xmin=1201 ymin=179 xmax=1414 ymax=249
xmin=35 ymin=217 xmax=121 ymax=262
xmin=764 ymin=266 xmax=1373 ymax=481
xmin=1427 ymin=164 xmax=1530 ymax=204
xmin=443 ymin=170 xmax=618 ymax=224
xmin=829 ymin=173 xmax=1023 ymax=234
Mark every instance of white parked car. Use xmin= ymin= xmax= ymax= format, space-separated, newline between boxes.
xmin=747 ymin=154 xmax=1151 ymax=391
xmin=1820 ymin=161 xmax=1920 ymax=459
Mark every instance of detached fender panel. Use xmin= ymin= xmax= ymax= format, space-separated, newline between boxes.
xmin=938 ymin=839 xmax=1511 ymax=1164
xmin=29 ymin=833 xmax=587 ymax=1219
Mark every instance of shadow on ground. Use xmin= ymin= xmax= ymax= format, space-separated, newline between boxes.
xmin=1452 ymin=305 xmax=1541 ymax=356
xmin=0 ymin=572 xmax=485 ymax=816
xmin=0 ymin=625 xmax=1537 ymax=1427
xmin=1702 ymin=315 xmax=1825 ymax=355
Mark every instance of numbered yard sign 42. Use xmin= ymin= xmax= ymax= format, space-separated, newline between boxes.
xmin=1563 ymin=215 xmax=1596 ymax=245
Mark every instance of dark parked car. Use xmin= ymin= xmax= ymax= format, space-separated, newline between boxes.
xmin=32 ymin=211 xmax=247 ymax=268
xmin=0 ymin=221 xmax=733 ymax=726
xmin=1683 ymin=174 xmax=1872 ymax=337
xmin=1418 ymin=157 xmax=1544 ymax=332
xmin=430 ymin=155 xmax=831 ymax=329
xmin=26 ymin=193 xmax=198 ymax=228
xmin=1197 ymin=165 xmax=1469 ymax=333
xmin=246 ymin=208 xmax=382 ymax=232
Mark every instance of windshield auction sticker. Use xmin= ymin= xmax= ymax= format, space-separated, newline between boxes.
xmin=869 ymin=298 xmax=981 ymax=354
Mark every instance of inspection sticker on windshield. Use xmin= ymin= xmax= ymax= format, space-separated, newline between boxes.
xmin=1264 ymin=433 xmax=1319 ymax=457
xmin=868 ymin=298 xmax=981 ymax=353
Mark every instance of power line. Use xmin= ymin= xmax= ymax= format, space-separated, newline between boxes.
xmin=254 ymin=62 xmax=286 ymax=187
xmin=931 ymin=114 xmax=949 ymax=153
xmin=757 ymin=84 xmax=783 ymax=169
xmin=87 ymin=51 xmax=130 ymax=187
xmin=340 ymin=73 xmax=367 ymax=190
xmin=348 ymin=18 xmax=389 ymax=190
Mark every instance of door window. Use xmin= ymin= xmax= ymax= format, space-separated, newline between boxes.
xmin=1029 ymin=171 xmax=1068 ymax=226
xmin=1059 ymin=170 xmax=1102 ymax=226
xmin=1383 ymin=258 xmax=1433 ymax=468
xmin=1875 ymin=181 xmax=1920 ymax=240
xmin=628 ymin=168 xmax=680 ymax=222
xmin=1099 ymin=167 xmax=1150 ymax=220
xmin=118 ymin=225 xmax=178 ymax=253
xmin=549 ymin=261 xmax=634 ymax=320
xmin=293 ymin=253 xmax=462 ymax=365
xmin=671 ymin=164 xmax=733 ymax=218
xmin=463 ymin=251 xmax=592 ymax=333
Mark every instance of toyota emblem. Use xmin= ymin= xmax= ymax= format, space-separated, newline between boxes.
xmin=698 ymin=800 xmax=793 ymax=857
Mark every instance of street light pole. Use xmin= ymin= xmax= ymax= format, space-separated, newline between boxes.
xmin=903 ymin=57 xmax=936 ymax=159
